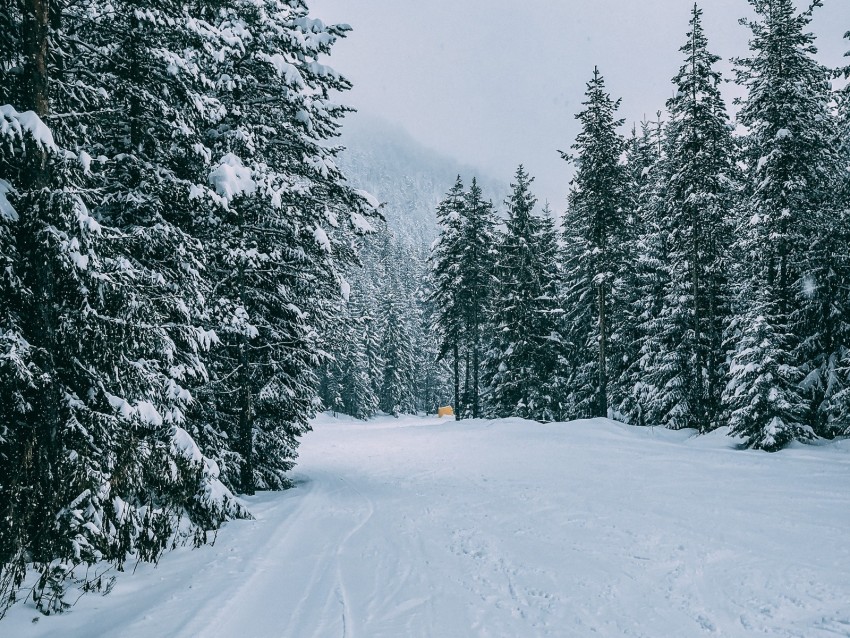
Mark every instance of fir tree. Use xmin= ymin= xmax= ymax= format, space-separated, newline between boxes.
xmin=647 ymin=5 xmax=737 ymax=432
xmin=458 ymin=179 xmax=498 ymax=418
xmin=534 ymin=204 xmax=571 ymax=421
xmin=561 ymin=68 xmax=631 ymax=419
xmin=0 ymin=0 xmax=243 ymax=615
xmin=429 ymin=177 xmax=466 ymax=419
xmin=483 ymin=167 xmax=565 ymax=421
xmin=832 ymin=32 xmax=850 ymax=435
xmin=191 ymin=0 xmax=378 ymax=493
xmin=621 ymin=118 xmax=668 ymax=426
xmin=379 ymin=288 xmax=416 ymax=416
xmin=725 ymin=0 xmax=837 ymax=449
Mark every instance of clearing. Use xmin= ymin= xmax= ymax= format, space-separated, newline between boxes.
xmin=6 ymin=414 xmax=850 ymax=637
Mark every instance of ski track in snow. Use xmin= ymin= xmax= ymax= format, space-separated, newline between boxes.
xmin=7 ymin=415 xmax=850 ymax=638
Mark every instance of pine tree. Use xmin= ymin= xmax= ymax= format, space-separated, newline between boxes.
xmin=561 ymin=68 xmax=631 ymax=419
xmin=620 ymin=118 xmax=668 ymax=426
xmin=483 ymin=167 xmax=565 ymax=421
xmin=534 ymin=204 xmax=571 ymax=421
xmin=429 ymin=177 xmax=466 ymax=419
xmin=647 ymin=5 xmax=737 ymax=432
xmin=821 ymin=33 xmax=850 ymax=435
xmin=190 ymin=0 xmax=378 ymax=493
xmin=336 ymin=302 xmax=380 ymax=420
xmin=0 ymin=0 xmax=243 ymax=615
xmin=379 ymin=289 xmax=416 ymax=416
xmin=413 ymin=289 xmax=453 ymax=414
xmin=725 ymin=0 xmax=837 ymax=449
xmin=458 ymin=179 xmax=498 ymax=418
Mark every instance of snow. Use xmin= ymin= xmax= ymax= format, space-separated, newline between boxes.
xmin=354 ymin=188 xmax=381 ymax=210
xmin=349 ymin=211 xmax=375 ymax=233
xmin=339 ymin=276 xmax=351 ymax=302
xmin=136 ymin=401 xmax=163 ymax=427
xmin=0 ymin=178 xmax=17 ymax=221
xmin=802 ymin=273 xmax=817 ymax=299
xmin=172 ymin=427 xmax=204 ymax=465
xmin=313 ymin=224 xmax=331 ymax=253
xmin=256 ymin=53 xmax=305 ymax=88
xmin=0 ymin=105 xmax=58 ymax=152
xmin=6 ymin=415 xmax=850 ymax=637
xmin=104 ymin=395 xmax=163 ymax=426
xmin=208 ymin=154 xmax=256 ymax=202
xmin=78 ymin=150 xmax=93 ymax=174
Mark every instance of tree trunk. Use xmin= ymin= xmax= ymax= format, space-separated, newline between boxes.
xmin=453 ymin=343 xmax=460 ymax=422
xmin=692 ymin=212 xmax=704 ymax=430
xmin=238 ymin=343 xmax=253 ymax=495
xmin=463 ymin=349 xmax=471 ymax=419
xmin=597 ymin=284 xmax=608 ymax=418
xmin=18 ymin=0 xmax=61 ymax=558
xmin=21 ymin=0 xmax=51 ymax=119
xmin=472 ymin=310 xmax=480 ymax=419
xmin=237 ymin=261 xmax=254 ymax=495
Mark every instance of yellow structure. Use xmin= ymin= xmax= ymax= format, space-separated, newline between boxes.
xmin=437 ymin=406 xmax=455 ymax=418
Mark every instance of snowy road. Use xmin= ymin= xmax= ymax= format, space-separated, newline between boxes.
xmin=8 ymin=415 xmax=850 ymax=637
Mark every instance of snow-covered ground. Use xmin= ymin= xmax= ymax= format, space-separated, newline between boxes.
xmin=6 ymin=414 xmax=850 ymax=637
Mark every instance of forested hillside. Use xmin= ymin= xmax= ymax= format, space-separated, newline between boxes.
xmin=337 ymin=115 xmax=507 ymax=245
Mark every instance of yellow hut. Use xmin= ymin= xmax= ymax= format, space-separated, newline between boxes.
xmin=437 ymin=406 xmax=454 ymax=418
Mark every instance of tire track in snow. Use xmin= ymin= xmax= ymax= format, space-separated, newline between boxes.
xmin=156 ymin=470 xmax=374 ymax=638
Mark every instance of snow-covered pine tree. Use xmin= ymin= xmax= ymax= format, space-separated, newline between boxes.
xmin=331 ymin=299 xmax=380 ymax=420
xmin=413 ymin=276 xmax=453 ymax=415
xmin=560 ymin=68 xmax=631 ymax=419
xmin=620 ymin=118 xmax=669 ymax=426
xmin=458 ymin=178 xmax=498 ymax=419
xmin=725 ymin=0 xmax=838 ymax=449
xmin=830 ymin=36 xmax=850 ymax=435
xmin=429 ymin=177 xmax=467 ymax=419
xmin=533 ymin=203 xmax=571 ymax=421
xmin=378 ymin=286 xmax=416 ymax=416
xmin=647 ymin=5 xmax=737 ymax=433
xmin=193 ymin=0 xmax=378 ymax=493
xmin=483 ymin=167 xmax=565 ymax=421
xmin=0 ymin=0 xmax=242 ymax=615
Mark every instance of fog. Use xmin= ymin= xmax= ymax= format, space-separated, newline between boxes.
xmin=312 ymin=0 xmax=850 ymax=209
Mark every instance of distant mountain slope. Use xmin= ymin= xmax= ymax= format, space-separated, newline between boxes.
xmin=337 ymin=115 xmax=508 ymax=246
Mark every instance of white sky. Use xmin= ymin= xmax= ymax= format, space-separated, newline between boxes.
xmin=311 ymin=0 xmax=850 ymax=211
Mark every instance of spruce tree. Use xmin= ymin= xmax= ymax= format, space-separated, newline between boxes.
xmin=0 ymin=0 xmax=243 ymax=615
xmin=429 ymin=177 xmax=467 ymax=419
xmin=648 ymin=5 xmax=737 ymax=432
xmin=822 ymin=37 xmax=850 ymax=435
xmin=534 ymin=204 xmax=571 ymax=421
xmin=561 ymin=68 xmax=631 ymax=419
xmin=621 ymin=118 xmax=669 ymax=426
xmin=459 ymin=179 xmax=498 ymax=418
xmin=483 ymin=167 xmax=565 ymax=421
xmin=725 ymin=0 xmax=837 ymax=449
xmin=378 ymin=288 xmax=416 ymax=416
xmin=191 ymin=0 xmax=377 ymax=492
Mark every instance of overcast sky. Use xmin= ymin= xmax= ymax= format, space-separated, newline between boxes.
xmin=311 ymin=0 xmax=850 ymax=210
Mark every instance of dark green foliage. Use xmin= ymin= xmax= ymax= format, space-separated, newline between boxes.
xmin=0 ymin=0 xmax=370 ymax=616
xmin=641 ymin=5 xmax=737 ymax=432
xmin=483 ymin=168 xmax=567 ymax=421
xmin=560 ymin=68 xmax=631 ymax=419
xmin=725 ymin=0 xmax=840 ymax=448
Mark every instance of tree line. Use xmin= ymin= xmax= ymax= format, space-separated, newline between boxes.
xmin=430 ymin=2 xmax=850 ymax=451
xmin=0 ymin=0 xmax=376 ymax=615
xmin=318 ymin=223 xmax=453 ymax=420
